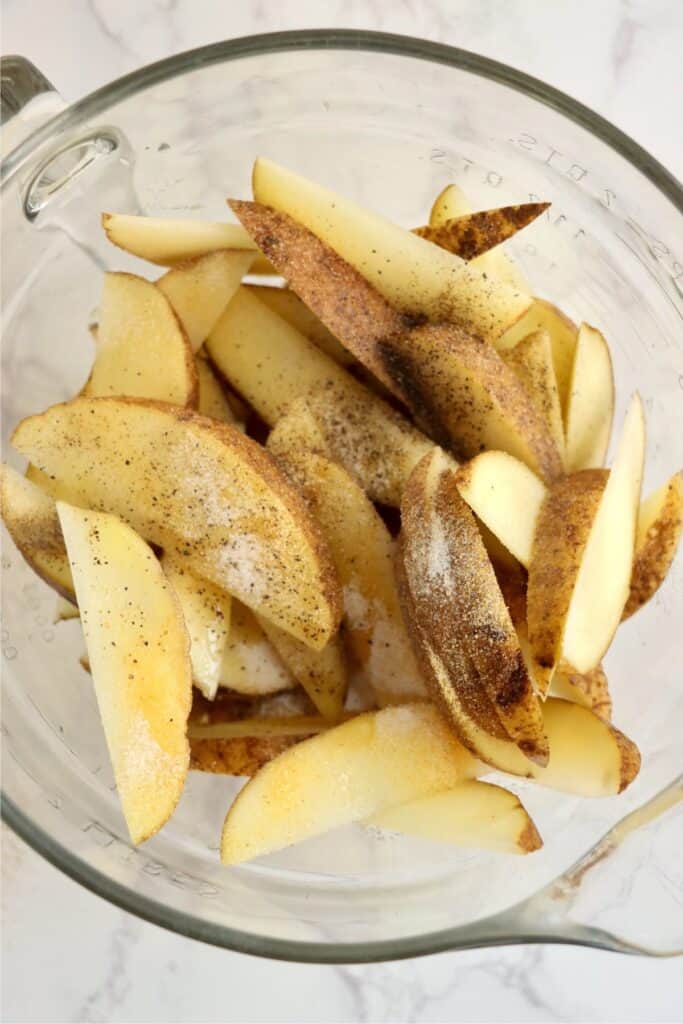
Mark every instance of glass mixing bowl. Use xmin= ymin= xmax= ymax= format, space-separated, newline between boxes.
xmin=1 ymin=30 xmax=682 ymax=963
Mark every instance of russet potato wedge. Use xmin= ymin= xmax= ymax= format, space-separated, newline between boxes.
xmin=367 ymin=779 xmax=542 ymax=854
xmin=161 ymin=556 xmax=232 ymax=701
xmin=400 ymin=449 xmax=548 ymax=764
xmin=257 ymin=616 xmax=348 ymax=719
xmin=550 ymin=665 xmax=612 ymax=721
xmin=207 ymin=288 xmax=432 ymax=505
xmin=220 ymin=703 xmax=479 ymax=864
xmin=101 ymin=212 xmax=272 ymax=272
xmin=83 ymin=272 xmax=198 ymax=406
xmin=231 ymin=200 xmax=562 ymax=481
xmin=415 ymin=202 xmax=549 ymax=259
xmin=267 ymin=435 xmax=426 ymax=705
xmin=562 ymin=396 xmax=646 ymax=672
xmin=0 ymin=463 xmax=74 ymax=601
xmin=190 ymin=734 xmax=307 ymax=776
xmin=499 ymin=299 xmax=578 ymax=415
xmin=157 ymin=250 xmax=255 ymax=351
xmin=244 ymin=284 xmax=355 ymax=367
xmin=251 ymin=158 xmax=532 ymax=341
xmin=428 ymin=184 xmax=531 ymax=292
xmin=455 ymin=451 xmax=547 ymax=568
xmin=219 ymin=601 xmax=295 ymax=696
xmin=564 ymin=323 xmax=615 ymax=471
xmin=623 ymin=470 xmax=683 ymax=619
xmin=195 ymin=356 xmax=241 ymax=425
xmin=57 ymin=503 xmax=192 ymax=844
xmin=527 ymin=469 xmax=609 ymax=694
xmin=12 ymin=398 xmax=342 ymax=649
xmin=503 ymin=329 xmax=565 ymax=462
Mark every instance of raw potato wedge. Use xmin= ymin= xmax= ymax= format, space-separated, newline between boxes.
xmin=195 ymin=357 xmax=240 ymax=425
xmin=13 ymin=398 xmax=342 ymax=649
xmin=504 ymin=330 xmax=565 ymax=462
xmin=251 ymin=158 xmax=532 ymax=341
xmin=157 ymin=250 xmax=255 ymax=351
xmin=499 ymin=299 xmax=578 ymax=415
xmin=257 ymin=615 xmax=348 ymax=719
xmin=623 ymin=471 xmax=683 ymax=619
xmin=57 ymin=503 xmax=192 ymax=844
xmin=428 ymin=183 xmax=531 ymax=292
xmin=414 ymin=202 xmax=549 ymax=259
xmin=400 ymin=449 xmax=548 ymax=764
xmin=455 ymin=451 xmax=547 ymax=568
xmin=550 ymin=665 xmax=612 ymax=720
xmin=527 ymin=470 xmax=609 ymax=694
xmin=244 ymin=284 xmax=355 ymax=366
xmin=267 ymin=433 xmax=426 ymax=705
xmin=161 ymin=555 xmax=232 ymax=701
xmin=54 ymin=596 xmax=80 ymax=622
xmin=367 ymin=779 xmax=542 ymax=854
xmin=564 ymin=323 xmax=615 ymax=471
xmin=220 ymin=601 xmax=295 ymax=696
xmin=231 ymin=200 xmax=562 ymax=481
xmin=220 ymin=703 xmax=479 ymax=864
xmin=190 ymin=734 xmax=308 ymax=776
xmin=0 ymin=464 xmax=74 ymax=601
xmin=207 ymin=289 xmax=432 ymax=505
xmin=83 ymin=272 xmax=198 ymax=406
xmin=562 ymin=396 xmax=646 ymax=672
xmin=101 ymin=213 xmax=272 ymax=272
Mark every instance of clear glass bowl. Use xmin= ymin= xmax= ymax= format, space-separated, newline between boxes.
xmin=1 ymin=30 xmax=682 ymax=963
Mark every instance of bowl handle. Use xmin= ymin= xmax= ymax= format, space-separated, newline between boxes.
xmin=1 ymin=56 xmax=65 ymax=157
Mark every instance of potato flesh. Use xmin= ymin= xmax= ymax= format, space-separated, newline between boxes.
xmin=623 ymin=471 xmax=683 ymax=619
xmin=102 ymin=213 xmax=260 ymax=265
xmin=504 ymin=329 xmax=565 ymax=463
xmin=245 ymin=284 xmax=355 ymax=367
xmin=219 ymin=601 xmax=295 ymax=696
xmin=499 ymin=300 xmax=578 ymax=416
xmin=257 ymin=615 xmax=348 ymax=719
xmin=564 ymin=324 xmax=615 ymax=471
xmin=195 ymin=357 xmax=240 ymax=425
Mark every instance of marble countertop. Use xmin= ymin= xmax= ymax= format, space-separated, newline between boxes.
xmin=2 ymin=2 xmax=682 ymax=1022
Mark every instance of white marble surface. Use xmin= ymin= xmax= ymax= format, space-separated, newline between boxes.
xmin=2 ymin=1 xmax=682 ymax=1022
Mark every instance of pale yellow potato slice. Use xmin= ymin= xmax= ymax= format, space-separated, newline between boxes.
xmin=564 ymin=323 xmax=615 ymax=471
xmin=13 ymin=398 xmax=341 ymax=649
xmin=251 ymin=158 xmax=531 ymax=340
xmin=257 ymin=616 xmax=347 ymax=719
xmin=367 ymin=780 xmax=542 ymax=854
xmin=0 ymin=463 xmax=74 ymax=601
xmin=400 ymin=449 xmax=548 ymax=764
xmin=455 ymin=451 xmax=547 ymax=568
xmin=504 ymin=329 xmax=565 ymax=462
xmin=219 ymin=601 xmax=295 ymax=696
xmin=195 ymin=356 xmax=240 ymax=425
xmin=499 ymin=299 xmax=578 ymax=415
xmin=623 ymin=471 xmax=683 ymax=619
xmin=244 ymin=284 xmax=355 ymax=366
xmin=207 ymin=288 xmax=432 ymax=505
xmin=161 ymin=556 xmax=232 ymax=701
xmin=415 ymin=202 xmax=548 ymax=259
xmin=54 ymin=596 xmax=80 ymax=622
xmin=562 ymin=396 xmax=646 ymax=672
xmin=83 ymin=272 xmax=198 ymax=406
xmin=220 ymin=703 xmax=479 ymax=864
xmin=230 ymin=200 xmax=562 ymax=481
xmin=527 ymin=470 xmax=608 ymax=694
xmin=57 ymin=503 xmax=191 ymax=844
xmin=157 ymin=250 xmax=255 ymax=351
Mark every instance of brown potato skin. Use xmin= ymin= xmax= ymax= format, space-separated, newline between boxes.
xmin=527 ymin=470 xmax=608 ymax=693
xmin=623 ymin=472 xmax=683 ymax=620
xmin=190 ymin=734 xmax=306 ymax=775
xmin=413 ymin=203 xmax=550 ymax=259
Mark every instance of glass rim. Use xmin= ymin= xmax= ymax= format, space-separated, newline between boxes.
xmin=2 ymin=28 xmax=680 ymax=963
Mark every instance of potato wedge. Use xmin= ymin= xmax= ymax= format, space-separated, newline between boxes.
xmin=57 ymin=503 xmax=191 ymax=844
xmin=550 ymin=665 xmax=612 ymax=720
xmin=101 ymin=212 xmax=271 ymax=271
xmin=0 ymin=464 xmax=74 ymax=601
xmin=220 ymin=703 xmax=479 ymax=864
xmin=161 ymin=556 xmax=231 ymax=701
xmin=428 ymin=184 xmax=531 ymax=292
xmin=623 ymin=471 xmax=683 ymax=619
xmin=157 ymin=250 xmax=255 ymax=351
xmin=455 ymin=451 xmax=547 ymax=568
xmin=503 ymin=329 xmax=565 ymax=461
xmin=367 ymin=779 xmax=542 ymax=854
xmin=83 ymin=272 xmax=198 ymax=406
xmin=527 ymin=470 xmax=609 ymax=694
xmin=267 ymin=434 xmax=426 ymax=705
xmin=244 ymin=284 xmax=355 ymax=366
xmin=564 ymin=323 xmax=615 ymax=471
xmin=251 ymin=158 xmax=531 ymax=340
xmin=499 ymin=299 xmax=578 ymax=415
xmin=230 ymin=200 xmax=562 ymax=481
xmin=562 ymin=396 xmax=646 ymax=672
xmin=400 ymin=449 xmax=548 ymax=764
xmin=191 ymin=734 xmax=306 ymax=776
xmin=414 ymin=202 xmax=549 ymax=259
xmin=13 ymin=398 xmax=342 ymax=649
xmin=54 ymin=596 xmax=80 ymax=622
xmin=219 ymin=600 xmax=295 ymax=696
xmin=257 ymin=616 xmax=347 ymax=719
xmin=207 ymin=289 xmax=432 ymax=505
xmin=195 ymin=356 xmax=240 ymax=425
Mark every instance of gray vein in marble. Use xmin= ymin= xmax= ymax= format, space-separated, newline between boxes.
xmin=74 ymin=912 xmax=140 ymax=1023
